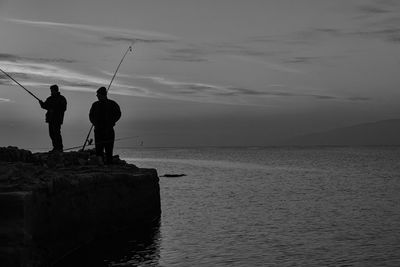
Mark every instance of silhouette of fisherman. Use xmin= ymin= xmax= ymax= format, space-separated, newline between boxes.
xmin=89 ymin=87 xmax=121 ymax=164
xmin=39 ymin=84 xmax=67 ymax=152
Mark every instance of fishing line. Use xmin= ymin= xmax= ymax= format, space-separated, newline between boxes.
xmin=81 ymin=44 xmax=133 ymax=150
xmin=64 ymin=135 xmax=139 ymax=152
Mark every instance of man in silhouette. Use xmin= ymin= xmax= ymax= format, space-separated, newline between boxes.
xmin=89 ymin=87 xmax=121 ymax=164
xmin=39 ymin=84 xmax=67 ymax=152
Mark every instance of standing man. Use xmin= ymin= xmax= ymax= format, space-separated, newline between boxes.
xmin=39 ymin=84 xmax=67 ymax=152
xmin=89 ymin=87 xmax=121 ymax=164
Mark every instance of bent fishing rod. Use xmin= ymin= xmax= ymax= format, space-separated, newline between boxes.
xmin=81 ymin=44 xmax=133 ymax=151
xmin=0 ymin=68 xmax=42 ymax=101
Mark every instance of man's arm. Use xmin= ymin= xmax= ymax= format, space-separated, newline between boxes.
xmin=39 ymin=98 xmax=49 ymax=110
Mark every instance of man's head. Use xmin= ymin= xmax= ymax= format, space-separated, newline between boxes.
xmin=50 ymin=84 xmax=59 ymax=96
xmin=96 ymin=87 xmax=107 ymax=101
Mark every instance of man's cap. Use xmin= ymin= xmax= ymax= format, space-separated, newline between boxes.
xmin=50 ymin=84 xmax=59 ymax=92
xmin=97 ymin=87 xmax=107 ymax=96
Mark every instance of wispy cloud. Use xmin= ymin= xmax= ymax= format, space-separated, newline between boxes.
xmin=349 ymin=1 xmax=400 ymax=43
xmin=284 ymin=56 xmax=317 ymax=64
xmin=162 ymin=47 xmax=208 ymax=62
xmin=0 ymin=58 xmax=148 ymax=97
xmin=347 ymin=96 xmax=371 ymax=101
xmin=229 ymin=55 xmax=304 ymax=74
xmin=357 ymin=5 xmax=390 ymax=15
xmin=135 ymin=75 xmax=370 ymax=104
xmin=103 ymin=36 xmax=173 ymax=44
xmin=162 ymin=42 xmax=277 ymax=64
xmin=0 ymin=53 xmax=75 ymax=63
xmin=3 ymin=18 xmax=176 ymax=44
xmin=0 ymin=98 xmax=12 ymax=102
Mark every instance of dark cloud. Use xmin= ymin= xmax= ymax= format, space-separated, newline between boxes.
xmin=356 ymin=0 xmax=400 ymax=15
xmin=311 ymin=95 xmax=337 ymax=100
xmin=186 ymin=84 xmax=218 ymax=91
xmin=214 ymin=87 xmax=365 ymax=102
xmin=350 ymin=1 xmax=400 ymax=43
xmin=213 ymin=87 xmax=296 ymax=97
xmin=355 ymin=28 xmax=400 ymax=43
xmin=63 ymin=81 xmax=95 ymax=88
xmin=103 ymin=36 xmax=173 ymax=44
xmin=230 ymin=88 xmax=270 ymax=96
xmin=0 ymin=71 xmax=30 ymax=82
xmin=295 ymin=25 xmax=400 ymax=45
xmin=246 ymin=29 xmax=344 ymax=49
xmin=36 ymin=58 xmax=76 ymax=63
xmin=162 ymin=47 xmax=208 ymax=62
xmin=0 ymin=79 xmax=9 ymax=85
xmin=347 ymin=96 xmax=371 ymax=101
xmin=221 ymin=48 xmax=268 ymax=57
xmin=294 ymin=28 xmax=345 ymax=44
xmin=152 ymin=77 xmax=370 ymax=103
xmin=212 ymin=42 xmax=272 ymax=57
xmin=358 ymin=5 xmax=390 ymax=15
xmin=0 ymin=53 xmax=75 ymax=63
xmin=284 ymin=56 xmax=316 ymax=64
xmin=0 ymin=53 xmax=19 ymax=62
xmin=162 ymin=42 xmax=271 ymax=63
xmin=247 ymin=35 xmax=281 ymax=44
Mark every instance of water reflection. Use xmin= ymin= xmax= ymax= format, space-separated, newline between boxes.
xmin=55 ymin=219 xmax=161 ymax=267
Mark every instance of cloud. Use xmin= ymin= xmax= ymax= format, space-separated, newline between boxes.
xmin=0 ymin=53 xmax=75 ymax=64
xmin=163 ymin=41 xmax=277 ymax=65
xmin=247 ymin=28 xmax=344 ymax=48
xmin=358 ymin=5 xmax=389 ymax=15
xmin=347 ymin=96 xmax=371 ymax=101
xmin=103 ymin=36 xmax=173 ymax=44
xmin=284 ymin=56 xmax=317 ymax=64
xmin=310 ymin=94 xmax=337 ymax=100
xmin=137 ymin=76 xmax=224 ymax=93
xmin=4 ymin=18 xmax=176 ymax=44
xmin=0 ymin=59 xmax=147 ymax=97
xmin=134 ymin=75 xmax=355 ymax=102
xmin=354 ymin=28 xmax=400 ymax=43
xmin=349 ymin=1 xmax=400 ymax=43
xmin=0 ymin=53 xmax=19 ymax=62
xmin=162 ymin=47 xmax=209 ymax=62
xmin=229 ymin=55 xmax=304 ymax=74
xmin=0 ymin=98 xmax=11 ymax=102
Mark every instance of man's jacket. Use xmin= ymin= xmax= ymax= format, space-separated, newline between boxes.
xmin=40 ymin=92 xmax=67 ymax=124
xmin=89 ymin=99 xmax=121 ymax=129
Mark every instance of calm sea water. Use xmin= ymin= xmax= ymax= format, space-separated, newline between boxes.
xmin=60 ymin=146 xmax=400 ymax=266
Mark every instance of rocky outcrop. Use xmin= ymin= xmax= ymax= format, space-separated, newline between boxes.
xmin=0 ymin=147 xmax=161 ymax=267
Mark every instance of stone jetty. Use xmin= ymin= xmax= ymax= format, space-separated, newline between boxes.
xmin=0 ymin=146 xmax=161 ymax=267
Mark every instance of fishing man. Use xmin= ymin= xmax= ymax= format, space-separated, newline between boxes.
xmin=39 ymin=84 xmax=67 ymax=152
xmin=89 ymin=87 xmax=121 ymax=164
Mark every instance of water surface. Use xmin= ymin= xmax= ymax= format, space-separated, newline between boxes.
xmin=62 ymin=147 xmax=400 ymax=266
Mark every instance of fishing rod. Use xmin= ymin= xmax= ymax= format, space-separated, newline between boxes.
xmin=81 ymin=44 xmax=133 ymax=151
xmin=64 ymin=135 xmax=140 ymax=152
xmin=0 ymin=68 xmax=42 ymax=101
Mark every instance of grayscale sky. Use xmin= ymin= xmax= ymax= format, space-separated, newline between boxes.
xmin=0 ymin=0 xmax=399 ymax=148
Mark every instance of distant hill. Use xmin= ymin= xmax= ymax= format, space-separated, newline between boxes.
xmin=286 ymin=119 xmax=400 ymax=146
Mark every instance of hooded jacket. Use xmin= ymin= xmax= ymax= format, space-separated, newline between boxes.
xmin=89 ymin=98 xmax=121 ymax=129
xmin=40 ymin=92 xmax=67 ymax=124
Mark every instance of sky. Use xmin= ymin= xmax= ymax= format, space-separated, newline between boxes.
xmin=0 ymin=0 xmax=400 ymax=148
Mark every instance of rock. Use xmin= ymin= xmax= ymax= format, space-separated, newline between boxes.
xmin=0 ymin=147 xmax=160 ymax=267
xmin=161 ymin=173 xmax=187 ymax=178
